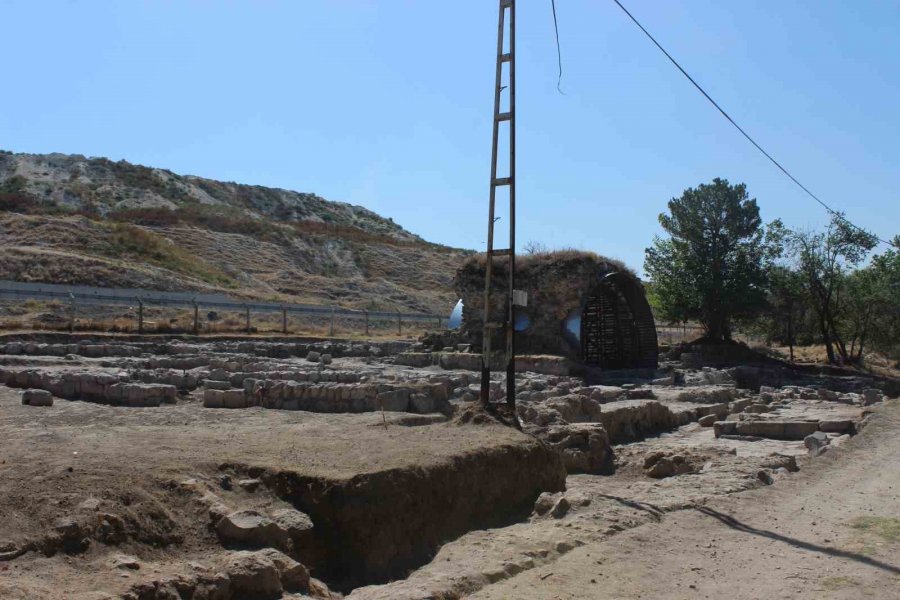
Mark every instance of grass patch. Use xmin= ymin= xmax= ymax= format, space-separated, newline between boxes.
xmin=820 ymin=575 xmax=858 ymax=590
xmin=106 ymin=223 xmax=236 ymax=288
xmin=850 ymin=516 xmax=900 ymax=542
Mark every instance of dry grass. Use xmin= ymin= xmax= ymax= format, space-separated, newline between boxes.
xmin=0 ymin=212 xmax=470 ymax=314
xmin=463 ymin=249 xmax=637 ymax=280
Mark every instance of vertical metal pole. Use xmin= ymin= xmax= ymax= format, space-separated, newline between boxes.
xmin=398 ymin=313 xmax=402 ymax=336
xmin=480 ymin=0 xmax=508 ymax=407
xmin=329 ymin=307 xmax=335 ymax=337
xmin=244 ymin=305 xmax=250 ymax=334
xmin=137 ymin=298 xmax=144 ymax=334
xmin=506 ymin=0 xmax=517 ymax=409
xmin=364 ymin=310 xmax=369 ymax=337
xmin=193 ymin=300 xmax=199 ymax=336
xmin=282 ymin=307 xmax=288 ymax=334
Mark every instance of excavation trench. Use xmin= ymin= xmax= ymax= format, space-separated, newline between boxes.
xmin=221 ymin=435 xmax=566 ymax=592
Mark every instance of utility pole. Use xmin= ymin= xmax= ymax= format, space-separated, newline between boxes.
xmin=480 ymin=0 xmax=517 ymax=410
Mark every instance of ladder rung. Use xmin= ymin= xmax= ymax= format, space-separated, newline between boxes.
xmin=496 ymin=112 xmax=512 ymax=122
xmin=492 ymin=177 xmax=512 ymax=186
xmin=489 ymin=248 xmax=511 ymax=256
xmin=484 ymin=322 xmax=505 ymax=329
xmin=501 ymin=0 xmax=513 ymax=8
xmin=501 ymin=53 xmax=512 ymax=63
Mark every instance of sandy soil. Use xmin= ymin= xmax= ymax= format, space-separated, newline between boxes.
xmin=472 ymin=400 xmax=900 ymax=600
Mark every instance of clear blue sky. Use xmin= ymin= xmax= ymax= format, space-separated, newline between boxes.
xmin=2 ymin=1 xmax=898 ymax=274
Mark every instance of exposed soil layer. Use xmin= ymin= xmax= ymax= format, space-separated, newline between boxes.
xmin=229 ymin=435 xmax=564 ymax=590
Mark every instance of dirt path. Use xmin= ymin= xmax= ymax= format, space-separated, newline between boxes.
xmin=474 ymin=400 xmax=900 ymax=600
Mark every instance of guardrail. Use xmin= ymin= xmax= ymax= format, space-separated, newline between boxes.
xmin=0 ymin=280 xmax=446 ymax=335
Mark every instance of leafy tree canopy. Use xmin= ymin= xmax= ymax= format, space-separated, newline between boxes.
xmin=645 ymin=178 xmax=783 ymax=341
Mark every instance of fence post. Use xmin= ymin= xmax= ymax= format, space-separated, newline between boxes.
xmin=282 ymin=306 xmax=288 ymax=334
xmin=244 ymin=304 xmax=250 ymax=334
xmin=68 ymin=292 xmax=75 ymax=333
xmin=137 ymin=298 xmax=144 ymax=334
xmin=398 ymin=313 xmax=402 ymax=336
xmin=193 ymin=300 xmax=199 ymax=336
xmin=329 ymin=307 xmax=335 ymax=337
xmin=364 ymin=310 xmax=369 ymax=337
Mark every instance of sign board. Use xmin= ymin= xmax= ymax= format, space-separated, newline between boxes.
xmin=512 ymin=289 xmax=528 ymax=307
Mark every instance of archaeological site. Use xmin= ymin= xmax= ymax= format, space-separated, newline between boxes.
xmin=3 ymin=1 xmax=900 ymax=598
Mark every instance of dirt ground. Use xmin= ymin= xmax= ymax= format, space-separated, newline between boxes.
xmin=472 ymin=400 xmax=900 ymax=600
xmin=0 ymin=334 xmax=896 ymax=599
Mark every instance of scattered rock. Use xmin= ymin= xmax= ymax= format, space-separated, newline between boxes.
xmin=550 ymin=496 xmax=571 ymax=519
xmin=237 ymin=478 xmax=262 ymax=492
xmin=111 ymin=554 xmax=141 ymax=570
xmin=757 ymin=469 xmax=775 ymax=485
xmin=533 ymin=492 xmax=557 ymax=516
xmin=306 ymin=351 xmax=321 ymax=363
xmin=804 ymin=431 xmax=831 ymax=457
xmin=643 ymin=452 xmax=696 ymax=479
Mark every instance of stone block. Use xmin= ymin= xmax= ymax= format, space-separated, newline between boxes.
xmin=22 ymin=389 xmax=53 ymax=406
xmin=698 ymin=414 xmax=717 ymax=427
xmin=377 ymin=389 xmax=410 ymax=412
xmin=862 ymin=388 xmax=883 ymax=405
xmin=409 ymin=393 xmax=435 ymax=414
xmin=713 ymin=421 xmax=737 ymax=438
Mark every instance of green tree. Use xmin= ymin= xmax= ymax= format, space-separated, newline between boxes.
xmin=860 ymin=236 xmax=900 ymax=358
xmin=765 ymin=266 xmax=809 ymax=361
xmin=645 ymin=178 xmax=782 ymax=342
xmin=788 ymin=215 xmax=878 ymax=364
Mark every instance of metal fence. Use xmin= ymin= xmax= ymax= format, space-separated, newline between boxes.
xmin=0 ymin=280 xmax=446 ymax=336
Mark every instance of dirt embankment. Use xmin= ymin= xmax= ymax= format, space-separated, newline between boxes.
xmin=229 ymin=434 xmax=565 ymax=590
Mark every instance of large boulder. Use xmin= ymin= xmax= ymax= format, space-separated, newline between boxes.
xmin=215 ymin=510 xmax=289 ymax=549
xmin=218 ymin=550 xmax=284 ymax=599
xmin=271 ymin=508 xmax=314 ymax=550
xmin=545 ymin=423 xmax=613 ymax=474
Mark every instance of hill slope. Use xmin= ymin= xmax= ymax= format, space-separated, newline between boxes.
xmin=0 ymin=150 xmax=471 ymax=313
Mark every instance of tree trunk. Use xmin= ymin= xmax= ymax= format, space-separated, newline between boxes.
xmin=787 ymin=312 xmax=794 ymax=362
xmin=818 ymin=312 xmax=835 ymax=364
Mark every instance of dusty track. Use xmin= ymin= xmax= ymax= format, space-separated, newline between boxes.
xmin=473 ymin=400 xmax=900 ymax=599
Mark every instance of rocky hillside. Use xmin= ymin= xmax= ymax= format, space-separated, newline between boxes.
xmin=0 ymin=150 xmax=471 ymax=313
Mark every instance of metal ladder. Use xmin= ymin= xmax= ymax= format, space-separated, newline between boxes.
xmin=480 ymin=0 xmax=517 ymax=409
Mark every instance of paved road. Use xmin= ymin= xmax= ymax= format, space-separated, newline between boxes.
xmin=474 ymin=401 xmax=900 ymax=599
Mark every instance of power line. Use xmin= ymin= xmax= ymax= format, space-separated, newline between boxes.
xmin=550 ymin=0 xmax=565 ymax=94
xmin=611 ymin=0 xmax=898 ymax=249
